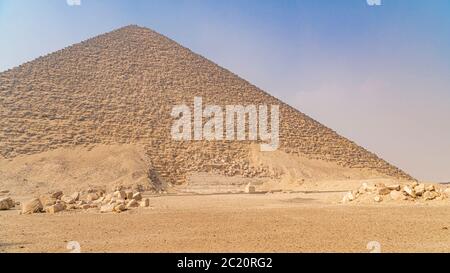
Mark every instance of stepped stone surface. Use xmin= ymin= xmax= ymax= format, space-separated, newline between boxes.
xmin=0 ymin=25 xmax=413 ymax=185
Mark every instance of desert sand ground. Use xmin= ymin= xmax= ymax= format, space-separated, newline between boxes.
xmin=2 ymin=190 xmax=450 ymax=253
xmin=1 ymin=145 xmax=448 ymax=253
xmin=0 ymin=25 xmax=426 ymax=253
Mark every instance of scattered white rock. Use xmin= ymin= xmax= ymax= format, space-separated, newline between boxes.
xmin=423 ymin=191 xmax=439 ymax=201
xmin=436 ymin=195 xmax=445 ymax=201
xmin=115 ymin=199 xmax=126 ymax=205
xmin=390 ymin=190 xmax=406 ymax=201
xmin=414 ymin=184 xmax=425 ymax=196
xmin=0 ymin=197 xmax=15 ymax=210
xmin=125 ymin=190 xmax=133 ymax=200
xmin=76 ymin=200 xmax=86 ymax=206
xmin=114 ymin=190 xmax=127 ymax=199
xmin=403 ymin=185 xmax=416 ymax=197
xmin=344 ymin=181 xmax=446 ymax=204
xmin=349 ymin=191 xmax=357 ymax=201
xmin=245 ymin=183 xmax=256 ymax=194
xmin=50 ymin=191 xmax=63 ymax=199
xmin=387 ymin=184 xmax=401 ymax=191
xmin=86 ymin=193 xmax=99 ymax=202
xmin=423 ymin=191 xmax=433 ymax=201
xmin=140 ymin=198 xmax=150 ymax=207
xmin=39 ymin=194 xmax=57 ymax=207
xmin=79 ymin=204 xmax=91 ymax=210
xmin=127 ymin=199 xmax=139 ymax=208
xmin=114 ymin=204 xmax=126 ymax=212
xmin=444 ymin=188 xmax=450 ymax=198
xmin=358 ymin=183 xmax=368 ymax=194
xmin=342 ymin=192 xmax=355 ymax=203
xmin=45 ymin=203 xmax=65 ymax=214
xmin=103 ymin=193 xmax=113 ymax=202
xmin=15 ymin=188 xmax=154 ymax=215
xmin=61 ymin=195 xmax=76 ymax=204
xmin=70 ymin=192 xmax=80 ymax=201
xmin=100 ymin=204 xmax=115 ymax=213
xmin=94 ymin=196 xmax=105 ymax=204
xmin=21 ymin=198 xmax=43 ymax=214
xmin=132 ymin=192 xmax=142 ymax=201
xmin=377 ymin=187 xmax=391 ymax=196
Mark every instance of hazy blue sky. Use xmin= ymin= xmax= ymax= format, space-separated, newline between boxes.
xmin=1 ymin=0 xmax=449 ymax=181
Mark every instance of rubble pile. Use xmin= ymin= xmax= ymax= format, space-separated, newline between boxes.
xmin=343 ymin=182 xmax=450 ymax=203
xmin=18 ymin=188 xmax=151 ymax=214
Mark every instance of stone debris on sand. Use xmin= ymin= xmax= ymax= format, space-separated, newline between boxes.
xmin=125 ymin=190 xmax=133 ymax=200
xmin=50 ymin=191 xmax=63 ymax=199
xmin=45 ymin=203 xmax=66 ymax=214
xmin=114 ymin=190 xmax=127 ymax=200
xmin=61 ymin=194 xmax=76 ymax=204
xmin=132 ymin=192 xmax=142 ymax=201
xmin=100 ymin=204 xmax=115 ymax=213
xmin=374 ymin=196 xmax=383 ymax=202
xmin=18 ymin=187 xmax=152 ymax=215
xmin=414 ymin=184 xmax=425 ymax=196
xmin=390 ymin=190 xmax=407 ymax=201
xmin=21 ymin=198 xmax=43 ymax=214
xmin=39 ymin=194 xmax=57 ymax=207
xmin=0 ymin=197 xmax=15 ymax=210
xmin=377 ymin=186 xmax=391 ymax=196
xmin=86 ymin=193 xmax=99 ymax=202
xmin=343 ymin=182 xmax=449 ymax=204
xmin=445 ymin=188 xmax=450 ymax=196
xmin=126 ymin=199 xmax=139 ymax=208
xmin=114 ymin=204 xmax=127 ymax=212
xmin=387 ymin=184 xmax=401 ymax=191
xmin=245 ymin=183 xmax=256 ymax=194
xmin=140 ymin=198 xmax=150 ymax=207
xmin=403 ymin=185 xmax=415 ymax=198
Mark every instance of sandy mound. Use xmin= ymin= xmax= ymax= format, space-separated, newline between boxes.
xmin=171 ymin=144 xmax=399 ymax=195
xmin=0 ymin=142 xmax=404 ymax=197
xmin=248 ymin=144 xmax=390 ymax=189
xmin=342 ymin=181 xmax=450 ymax=204
xmin=0 ymin=144 xmax=154 ymax=196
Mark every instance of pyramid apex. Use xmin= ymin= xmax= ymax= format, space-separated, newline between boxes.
xmin=117 ymin=24 xmax=148 ymax=31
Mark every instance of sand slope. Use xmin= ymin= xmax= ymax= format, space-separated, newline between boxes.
xmin=0 ymin=143 xmax=401 ymax=196
xmin=0 ymin=144 xmax=152 ymax=195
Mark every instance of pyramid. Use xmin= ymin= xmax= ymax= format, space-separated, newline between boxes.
xmin=0 ymin=25 xmax=413 ymax=186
